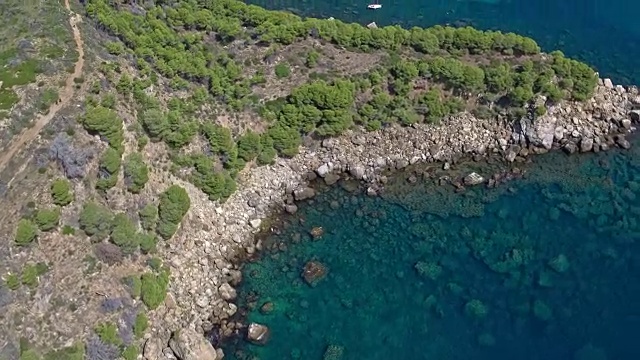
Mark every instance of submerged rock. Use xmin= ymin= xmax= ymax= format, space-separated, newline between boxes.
xmin=548 ymin=254 xmax=570 ymax=273
xmin=463 ymin=172 xmax=485 ymax=186
xmin=309 ymin=226 xmax=324 ymax=239
xmin=260 ymin=302 xmax=274 ymax=314
xmin=574 ymin=344 xmax=608 ymax=360
xmin=247 ymin=323 xmax=270 ymax=345
xmin=323 ymin=344 xmax=345 ymax=359
xmin=302 ymin=260 xmax=328 ymax=286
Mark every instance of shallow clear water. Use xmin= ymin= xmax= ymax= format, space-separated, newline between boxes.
xmin=225 ymin=140 xmax=640 ymax=359
xmin=248 ymin=0 xmax=640 ymax=84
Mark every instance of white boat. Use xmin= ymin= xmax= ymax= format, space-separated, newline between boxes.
xmin=367 ymin=1 xmax=382 ymax=10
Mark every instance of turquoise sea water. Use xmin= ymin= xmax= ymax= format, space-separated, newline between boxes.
xmin=247 ymin=0 xmax=640 ymax=84
xmin=225 ymin=141 xmax=640 ymax=359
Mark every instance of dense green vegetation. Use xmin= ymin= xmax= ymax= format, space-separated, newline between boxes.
xmin=34 ymin=208 xmax=60 ymax=231
xmin=4 ymin=262 xmax=49 ymax=290
xmin=123 ymin=153 xmax=149 ymax=193
xmin=140 ymin=267 xmax=171 ymax=309
xmin=15 ymin=219 xmax=38 ymax=246
xmin=81 ymin=106 xmax=125 ymax=153
xmin=50 ymin=178 xmax=74 ymax=206
xmin=157 ymin=185 xmax=191 ymax=239
xmin=96 ymin=147 xmax=121 ymax=191
xmin=79 ymin=202 xmax=113 ymax=238
xmin=84 ymin=0 xmax=598 ymax=205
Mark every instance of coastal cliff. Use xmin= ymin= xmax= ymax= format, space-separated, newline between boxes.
xmin=152 ymin=79 xmax=637 ymax=358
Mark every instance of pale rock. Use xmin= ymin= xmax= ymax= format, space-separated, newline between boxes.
xmin=249 ymin=218 xmax=262 ymax=229
xmin=143 ymin=337 xmax=163 ymax=360
xmin=603 ymin=78 xmax=614 ymax=88
xmin=247 ymin=323 xmax=270 ymax=345
xmin=169 ymin=328 xmax=220 ymax=360
xmin=463 ymin=172 xmax=484 ymax=186
xmin=316 ymin=163 xmax=330 ymax=177
xmin=218 ymin=283 xmax=237 ymax=301
xmin=348 ymin=164 xmax=365 ymax=179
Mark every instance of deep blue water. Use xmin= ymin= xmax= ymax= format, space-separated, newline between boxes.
xmin=226 ymin=142 xmax=640 ymax=359
xmin=247 ymin=0 xmax=640 ymax=84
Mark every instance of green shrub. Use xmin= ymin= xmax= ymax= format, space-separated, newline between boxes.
xmin=95 ymin=322 xmax=122 ymax=346
xmin=141 ymin=269 xmax=170 ymax=309
xmin=133 ymin=312 xmax=149 ymax=338
xmin=43 ymin=343 xmax=85 ymax=360
xmin=305 ymin=50 xmax=320 ymax=68
xmin=96 ymin=148 xmax=121 ymax=191
xmin=51 ymin=179 xmax=73 ymax=206
xmin=275 ymin=63 xmax=291 ymax=78
xmin=20 ymin=264 xmax=40 ymax=288
xmin=124 ymin=275 xmax=142 ymax=299
xmin=139 ymin=203 xmax=157 ymax=232
xmin=4 ymin=273 xmax=20 ymax=290
xmin=80 ymin=106 xmax=124 ymax=152
xmin=62 ymin=225 xmax=76 ymax=235
xmin=110 ymin=214 xmax=140 ymax=254
xmin=122 ymin=345 xmax=138 ymax=360
xmin=79 ymin=202 xmax=113 ymax=238
xmin=15 ymin=219 xmax=38 ymax=246
xmin=157 ymin=185 xmax=190 ymax=239
xmin=147 ymin=257 xmax=162 ymax=271
xmin=139 ymin=233 xmax=158 ymax=254
xmin=534 ymin=105 xmax=547 ymax=117
xmin=35 ymin=208 xmax=60 ymax=231
xmin=123 ymin=153 xmax=149 ymax=193
xmin=236 ymin=131 xmax=262 ymax=162
xmin=19 ymin=349 xmax=40 ymax=360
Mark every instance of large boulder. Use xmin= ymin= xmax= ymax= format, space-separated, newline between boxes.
xmin=247 ymin=323 xmax=270 ymax=345
xmin=143 ymin=338 xmax=163 ymax=360
xmin=168 ymin=328 xmax=220 ymax=360
xmin=513 ymin=116 xmax=556 ymax=149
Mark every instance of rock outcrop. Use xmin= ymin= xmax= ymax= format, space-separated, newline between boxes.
xmin=167 ymin=328 xmax=221 ymax=360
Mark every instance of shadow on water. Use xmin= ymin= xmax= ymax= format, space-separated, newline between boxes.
xmin=248 ymin=0 xmax=640 ymax=85
xmin=224 ymin=137 xmax=640 ymax=359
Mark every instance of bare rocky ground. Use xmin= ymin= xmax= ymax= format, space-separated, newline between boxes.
xmin=0 ymin=3 xmax=639 ymax=360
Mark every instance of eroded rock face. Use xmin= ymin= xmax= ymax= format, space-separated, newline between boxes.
xmin=168 ymin=328 xmax=220 ymax=360
xmin=247 ymin=323 xmax=270 ymax=345
xmin=143 ymin=337 xmax=163 ymax=360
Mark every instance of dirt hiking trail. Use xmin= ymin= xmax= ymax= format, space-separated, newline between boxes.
xmin=0 ymin=0 xmax=85 ymax=173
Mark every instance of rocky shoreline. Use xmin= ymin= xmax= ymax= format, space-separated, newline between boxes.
xmin=145 ymin=80 xmax=639 ymax=359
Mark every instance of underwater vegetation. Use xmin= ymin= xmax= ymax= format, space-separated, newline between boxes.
xmin=225 ymin=140 xmax=640 ymax=360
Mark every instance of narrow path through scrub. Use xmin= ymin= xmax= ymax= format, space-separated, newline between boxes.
xmin=0 ymin=0 xmax=85 ymax=172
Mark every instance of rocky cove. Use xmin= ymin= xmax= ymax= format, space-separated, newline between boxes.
xmin=137 ymin=79 xmax=640 ymax=359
